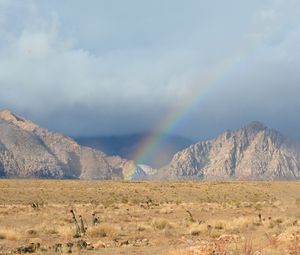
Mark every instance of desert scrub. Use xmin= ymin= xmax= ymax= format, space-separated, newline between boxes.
xmin=189 ymin=223 xmax=206 ymax=236
xmin=26 ymin=229 xmax=38 ymax=237
xmin=137 ymin=224 xmax=148 ymax=232
xmin=295 ymin=198 xmax=300 ymax=208
xmin=225 ymin=217 xmax=252 ymax=231
xmin=152 ymin=218 xmax=173 ymax=230
xmin=102 ymin=199 xmax=115 ymax=208
xmin=159 ymin=206 xmax=173 ymax=214
xmin=214 ymin=221 xmax=226 ymax=230
xmin=89 ymin=224 xmax=119 ymax=238
xmin=56 ymin=225 xmax=73 ymax=239
xmin=0 ymin=228 xmax=19 ymax=241
xmin=121 ymin=196 xmax=129 ymax=204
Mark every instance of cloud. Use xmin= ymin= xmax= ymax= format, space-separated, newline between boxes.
xmin=0 ymin=0 xmax=300 ymax=139
xmin=0 ymin=0 xmax=210 ymax=136
xmin=172 ymin=0 xmax=300 ymax=139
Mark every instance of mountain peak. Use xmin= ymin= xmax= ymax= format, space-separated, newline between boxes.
xmin=0 ymin=109 xmax=128 ymax=179
xmin=0 ymin=109 xmax=20 ymax=121
xmin=0 ymin=109 xmax=38 ymax=132
xmin=243 ymin=121 xmax=267 ymax=133
xmin=161 ymin=121 xmax=299 ymax=180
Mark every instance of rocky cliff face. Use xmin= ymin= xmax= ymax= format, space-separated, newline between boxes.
xmin=0 ymin=110 xmax=124 ymax=179
xmin=158 ymin=122 xmax=300 ymax=180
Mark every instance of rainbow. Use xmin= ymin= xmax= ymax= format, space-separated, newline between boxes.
xmin=130 ymin=28 xmax=283 ymax=172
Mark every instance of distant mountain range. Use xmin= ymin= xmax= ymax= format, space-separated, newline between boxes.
xmin=75 ymin=133 xmax=193 ymax=168
xmin=0 ymin=109 xmax=299 ymax=180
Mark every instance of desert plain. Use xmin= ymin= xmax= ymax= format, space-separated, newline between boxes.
xmin=0 ymin=180 xmax=299 ymax=255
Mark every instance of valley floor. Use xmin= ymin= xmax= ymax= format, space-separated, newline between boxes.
xmin=0 ymin=180 xmax=299 ymax=254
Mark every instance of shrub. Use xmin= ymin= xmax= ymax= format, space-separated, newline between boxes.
xmin=152 ymin=218 xmax=173 ymax=230
xmin=89 ymin=224 xmax=119 ymax=238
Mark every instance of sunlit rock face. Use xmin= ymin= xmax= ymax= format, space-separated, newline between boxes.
xmin=0 ymin=109 xmax=124 ymax=179
xmin=158 ymin=122 xmax=300 ymax=180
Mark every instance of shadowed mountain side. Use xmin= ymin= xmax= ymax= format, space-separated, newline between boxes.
xmin=75 ymin=133 xmax=194 ymax=168
xmin=157 ymin=122 xmax=300 ymax=180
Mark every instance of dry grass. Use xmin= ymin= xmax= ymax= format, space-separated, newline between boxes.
xmin=89 ymin=224 xmax=119 ymax=238
xmin=152 ymin=218 xmax=173 ymax=230
xmin=0 ymin=228 xmax=19 ymax=241
xmin=0 ymin=180 xmax=299 ymax=254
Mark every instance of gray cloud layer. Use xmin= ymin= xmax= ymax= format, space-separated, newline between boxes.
xmin=0 ymin=0 xmax=300 ymax=139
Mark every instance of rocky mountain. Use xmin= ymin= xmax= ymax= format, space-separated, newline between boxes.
xmin=158 ymin=122 xmax=300 ymax=180
xmin=75 ymin=133 xmax=193 ymax=168
xmin=1 ymin=111 xmax=299 ymax=181
xmin=0 ymin=109 xmax=126 ymax=179
xmin=138 ymin=164 xmax=157 ymax=176
xmin=121 ymin=160 xmax=148 ymax=180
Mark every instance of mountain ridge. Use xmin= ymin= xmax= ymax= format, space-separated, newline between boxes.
xmin=0 ymin=109 xmax=126 ymax=179
xmin=0 ymin=110 xmax=299 ymax=181
xmin=157 ymin=121 xmax=300 ymax=180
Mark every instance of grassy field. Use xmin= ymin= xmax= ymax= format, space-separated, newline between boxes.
xmin=0 ymin=180 xmax=299 ymax=254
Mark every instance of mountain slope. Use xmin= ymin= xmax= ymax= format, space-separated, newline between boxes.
xmin=75 ymin=133 xmax=193 ymax=168
xmin=158 ymin=122 xmax=300 ymax=180
xmin=0 ymin=110 xmax=124 ymax=179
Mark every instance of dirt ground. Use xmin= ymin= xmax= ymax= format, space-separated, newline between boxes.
xmin=0 ymin=180 xmax=299 ymax=254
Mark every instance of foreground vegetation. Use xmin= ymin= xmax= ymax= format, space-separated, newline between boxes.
xmin=0 ymin=180 xmax=299 ymax=254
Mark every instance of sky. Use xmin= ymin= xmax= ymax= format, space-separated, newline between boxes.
xmin=0 ymin=0 xmax=300 ymax=140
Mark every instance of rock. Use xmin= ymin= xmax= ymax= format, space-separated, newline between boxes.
xmin=93 ymin=241 xmax=106 ymax=249
xmin=0 ymin=109 xmax=126 ymax=180
xmin=119 ymin=240 xmax=129 ymax=246
xmin=76 ymin=240 xmax=88 ymax=249
xmin=157 ymin=122 xmax=300 ymax=180
xmin=16 ymin=243 xmax=40 ymax=253
xmin=217 ymin=234 xmax=240 ymax=242
xmin=52 ymin=243 xmax=63 ymax=252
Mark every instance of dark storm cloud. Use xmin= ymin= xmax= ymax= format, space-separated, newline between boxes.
xmin=0 ymin=0 xmax=300 ymax=139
